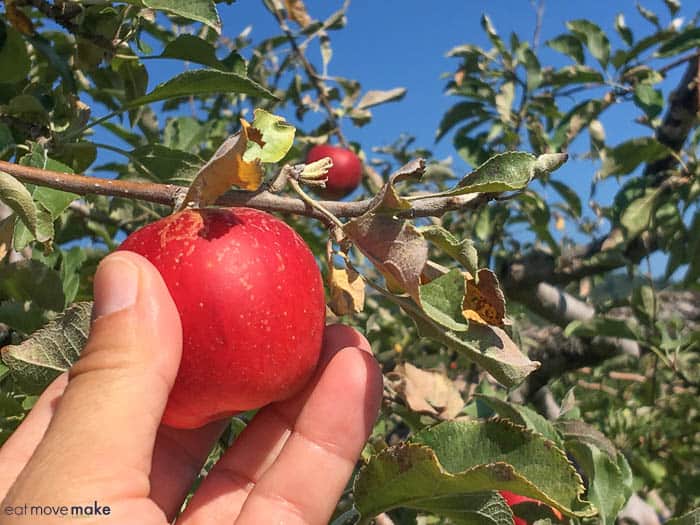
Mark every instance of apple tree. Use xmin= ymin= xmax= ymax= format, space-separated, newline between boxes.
xmin=0 ymin=1 xmax=698 ymax=524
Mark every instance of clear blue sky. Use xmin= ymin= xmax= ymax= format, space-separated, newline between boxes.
xmin=95 ymin=1 xmax=695 ymax=274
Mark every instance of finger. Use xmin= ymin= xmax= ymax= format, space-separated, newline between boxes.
xmin=148 ymin=420 xmax=226 ymax=522
xmin=0 ymin=373 xmax=68 ymax=497
xmin=179 ymin=325 xmax=380 ymax=525
xmin=3 ymin=251 xmax=182 ymax=509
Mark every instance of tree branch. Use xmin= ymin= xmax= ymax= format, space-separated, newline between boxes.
xmin=0 ymin=160 xmax=489 ymax=221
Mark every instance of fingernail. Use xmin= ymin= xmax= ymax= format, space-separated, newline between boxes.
xmin=93 ymin=255 xmax=139 ymax=319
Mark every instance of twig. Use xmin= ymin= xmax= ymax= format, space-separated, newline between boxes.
xmin=658 ymin=49 xmax=700 ymax=75
xmin=268 ymin=6 xmax=349 ymax=148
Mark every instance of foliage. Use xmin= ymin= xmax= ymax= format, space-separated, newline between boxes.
xmin=0 ymin=1 xmax=698 ymax=523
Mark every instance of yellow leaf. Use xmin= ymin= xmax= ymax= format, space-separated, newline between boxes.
xmin=462 ymin=269 xmax=508 ymax=326
xmin=555 ymin=214 xmax=566 ymax=231
xmin=329 ymin=266 xmax=365 ymax=315
xmin=179 ymin=119 xmax=263 ymax=209
xmin=284 ymin=0 xmax=312 ymax=27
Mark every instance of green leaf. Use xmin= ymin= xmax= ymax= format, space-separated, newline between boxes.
xmin=657 ymin=27 xmax=700 ymax=57
xmin=663 ymin=0 xmax=681 ymax=14
xmin=419 ymin=269 xmax=469 ymax=332
xmin=666 ymin=509 xmax=700 ymax=525
xmin=126 ymin=69 xmax=276 ymax=109
xmin=33 ymin=187 xmax=79 ymax=219
xmin=243 ymin=108 xmax=296 ymax=163
xmin=0 ymin=24 xmax=30 ymax=83
xmin=565 ymin=442 xmax=629 ymax=525
xmin=615 ymin=14 xmax=634 ymax=46
xmin=549 ymin=180 xmax=582 ymax=217
xmin=411 ymin=492 xmax=515 ymax=525
xmin=435 ymin=102 xmax=486 ymax=142
xmin=633 ymin=84 xmax=663 ymax=119
xmin=411 ymin=314 xmax=539 ymax=388
xmin=132 ymin=144 xmax=203 ymax=185
xmin=620 ymin=187 xmax=662 ymax=237
xmin=160 ymin=34 xmax=230 ymax=70
xmin=445 ymin=152 xmax=566 ymax=196
xmin=564 ymin=317 xmax=638 ymax=340
xmin=1 ymin=302 xmax=92 ymax=394
xmin=60 ymin=247 xmax=88 ymax=305
xmin=475 ymin=395 xmax=564 ymax=447
xmin=354 ymin=419 xmax=594 ymax=519
xmin=544 ymin=65 xmax=604 ymax=87
xmin=547 ymin=34 xmax=585 ymax=64
xmin=566 ymin=20 xmax=610 ymax=66
xmin=134 ymin=0 xmax=221 ymax=33
xmin=636 ymin=3 xmax=660 ymax=29
xmin=0 ymin=171 xmax=37 ymax=239
xmin=599 ymin=138 xmax=669 ymax=178
xmin=0 ymin=260 xmax=65 ymax=311
xmin=418 ymin=225 xmax=478 ymax=274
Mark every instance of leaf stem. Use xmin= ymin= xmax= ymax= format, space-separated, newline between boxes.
xmin=288 ymin=178 xmax=344 ymax=229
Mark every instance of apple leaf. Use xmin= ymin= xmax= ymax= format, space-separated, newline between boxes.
xmin=412 ymin=492 xmax=515 ymax=525
xmin=0 ymin=171 xmax=38 ymax=240
xmin=419 ymin=268 xmax=469 ymax=332
xmin=0 ymin=215 xmax=13 ymax=261
xmin=556 ymin=420 xmax=618 ymax=459
xmin=180 ymin=123 xmax=263 ymax=208
xmin=356 ymin=87 xmax=407 ymax=110
xmin=126 ymin=0 xmax=221 ymax=33
xmin=387 ymin=362 xmax=464 ymax=420
xmin=419 ymin=225 xmax=478 ymax=274
xmin=666 ymin=509 xmax=700 ymax=525
xmin=565 ymin=442 xmax=629 ymax=525
xmin=463 ymin=269 xmax=508 ymax=327
xmin=475 ymin=395 xmax=564 ymax=447
xmin=328 ymin=266 xmax=365 ymax=316
xmin=442 ymin=152 xmax=567 ymax=196
xmin=398 ymin=293 xmax=538 ymax=387
xmin=126 ymin=69 xmax=275 ymax=110
xmin=242 ymin=109 xmax=296 ymax=163
xmin=1 ymin=302 xmax=92 ymax=394
xmin=344 ymin=159 xmax=428 ymax=304
xmin=353 ymin=419 xmax=595 ymax=520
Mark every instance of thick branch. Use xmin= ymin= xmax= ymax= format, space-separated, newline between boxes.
xmin=0 ymin=160 xmax=488 ymax=220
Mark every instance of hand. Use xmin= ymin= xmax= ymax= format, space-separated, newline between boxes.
xmin=0 ymin=252 xmax=383 ymax=524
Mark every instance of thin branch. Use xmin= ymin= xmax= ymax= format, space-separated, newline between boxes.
xmin=0 ymin=160 xmax=490 ymax=221
xmin=268 ymin=6 xmax=349 ymax=148
xmin=658 ymin=49 xmax=700 ymax=75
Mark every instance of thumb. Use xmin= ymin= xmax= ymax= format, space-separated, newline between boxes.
xmin=5 ymin=251 xmax=182 ymax=506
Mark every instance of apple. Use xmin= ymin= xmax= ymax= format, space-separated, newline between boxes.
xmin=499 ymin=491 xmax=564 ymax=524
xmin=118 ymin=207 xmax=326 ymax=429
xmin=306 ymin=144 xmax=363 ymax=199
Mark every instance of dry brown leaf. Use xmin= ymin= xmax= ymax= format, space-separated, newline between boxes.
xmin=0 ymin=215 xmax=14 ymax=261
xmin=6 ymin=1 xmax=35 ymax=35
xmin=179 ymin=120 xmax=263 ymax=209
xmin=462 ymin=269 xmax=508 ymax=326
xmin=284 ymin=0 xmax=312 ymax=27
xmin=328 ymin=266 xmax=365 ymax=315
xmin=387 ymin=363 xmax=464 ymax=420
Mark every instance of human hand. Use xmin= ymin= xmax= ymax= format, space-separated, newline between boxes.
xmin=0 ymin=251 xmax=383 ymax=524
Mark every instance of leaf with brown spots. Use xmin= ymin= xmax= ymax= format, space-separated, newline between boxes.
xmin=463 ymin=269 xmax=508 ymax=326
xmin=6 ymin=1 xmax=34 ymax=35
xmin=387 ymin=363 xmax=464 ymax=420
xmin=343 ymin=159 xmax=428 ymax=304
xmin=328 ymin=265 xmax=365 ymax=315
xmin=354 ymin=419 xmax=594 ymax=520
xmin=179 ymin=124 xmax=261 ymax=209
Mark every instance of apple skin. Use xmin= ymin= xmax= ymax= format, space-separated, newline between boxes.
xmin=118 ymin=207 xmax=326 ymax=429
xmin=499 ymin=491 xmax=564 ymax=524
xmin=306 ymin=144 xmax=363 ymax=199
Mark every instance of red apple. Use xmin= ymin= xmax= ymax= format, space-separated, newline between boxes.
xmin=306 ymin=144 xmax=363 ymax=199
xmin=499 ymin=491 xmax=564 ymax=524
xmin=119 ymin=207 xmax=326 ymax=429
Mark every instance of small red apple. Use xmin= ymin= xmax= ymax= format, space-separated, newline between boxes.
xmin=499 ymin=491 xmax=564 ymax=524
xmin=119 ymin=207 xmax=326 ymax=429
xmin=306 ymin=144 xmax=363 ymax=199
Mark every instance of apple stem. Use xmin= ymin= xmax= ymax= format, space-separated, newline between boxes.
xmin=288 ymin=178 xmax=345 ymax=229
